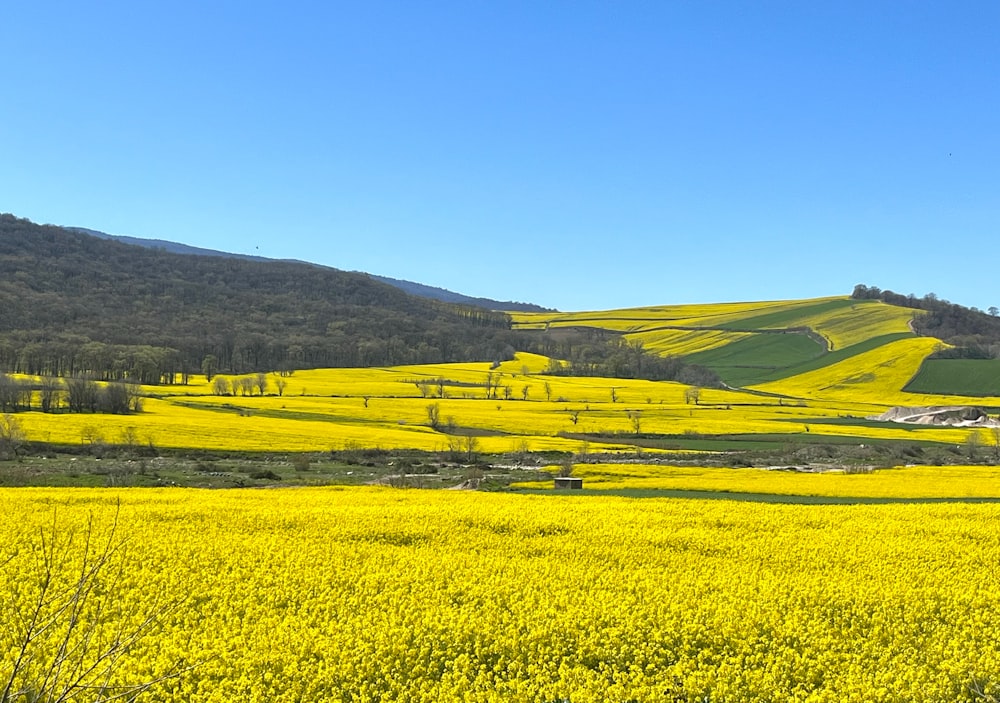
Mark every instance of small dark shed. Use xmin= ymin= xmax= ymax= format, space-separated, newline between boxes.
xmin=554 ymin=477 xmax=583 ymax=490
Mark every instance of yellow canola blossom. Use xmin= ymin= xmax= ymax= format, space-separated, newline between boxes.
xmin=799 ymin=300 xmax=915 ymax=351
xmin=2 ymin=488 xmax=1000 ymax=703
xmin=752 ymin=337 xmax=939 ymax=403
xmin=512 ymin=297 xmax=919 ymax=362
xmin=11 ymin=350 xmax=992 ymax=452
xmin=515 ymin=463 xmax=1000 ymax=498
xmin=511 ymin=298 xmax=830 ymax=331
xmin=626 ymin=328 xmax=751 ymax=356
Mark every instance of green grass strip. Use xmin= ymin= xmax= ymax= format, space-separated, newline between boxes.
xmin=905 ymin=358 xmax=1000 ymax=396
xmin=713 ymin=298 xmax=856 ymax=331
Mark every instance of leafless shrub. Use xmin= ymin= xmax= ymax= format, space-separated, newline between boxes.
xmin=0 ymin=505 xmax=194 ymax=702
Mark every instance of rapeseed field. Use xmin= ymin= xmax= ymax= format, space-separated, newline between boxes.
xmin=511 ymin=297 xmax=915 ymax=356
xmin=7 ymin=296 xmax=995 ymax=455
xmin=3 ymin=487 xmax=999 ymax=703
xmin=10 ymin=343 xmax=995 ymax=453
xmin=5 ymin=296 xmax=1000 ymax=702
xmin=515 ymin=463 xmax=1000 ymax=498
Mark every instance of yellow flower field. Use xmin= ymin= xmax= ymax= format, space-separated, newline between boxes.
xmin=510 ymin=298 xmax=825 ymax=331
xmin=753 ymin=337 xmax=1000 ymax=409
xmin=8 ymin=343 xmax=992 ymax=453
xmin=3 ymin=293 xmax=994 ymax=455
xmin=3 ymin=487 xmax=999 ymax=703
xmin=627 ymin=328 xmax=751 ymax=356
xmin=511 ymin=297 xmax=916 ymax=356
xmin=515 ymin=463 xmax=1000 ymax=498
xmin=797 ymin=300 xmax=916 ymax=351
xmin=4 ymin=296 xmax=997 ymax=703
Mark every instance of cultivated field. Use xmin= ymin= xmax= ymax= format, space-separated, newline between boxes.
xmin=514 ymin=463 xmax=1000 ymax=498
xmin=8 ymin=341 xmax=1000 ymax=461
xmin=4 ymin=488 xmax=1000 ymax=703
xmin=4 ymin=295 xmax=1000 ymax=701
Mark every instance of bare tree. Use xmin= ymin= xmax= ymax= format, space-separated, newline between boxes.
xmin=463 ymin=435 xmax=480 ymax=463
xmin=967 ymin=430 xmax=985 ymax=460
xmin=81 ymin=425 xmax=105 ymax=447
xmin=40 ymin=377 xmax=63 ymax=414
xmin=0 ymin=373 xmax=16 ymax=413
xmin=521 ymin=385 xmax=529 ymax=401
xmin=275 ymin=378 xmax=287 ymax=397
xmin=544 ymin=382 xmax=552 ymax=402
xmin=238 ymin=377 xmax=254 ymax=397
xmin=66 ymin=377 xmax=100 ymax=413
xmin=211 ymin=376 xmax=230 ymax=396
xmin=118 ymin=426 xmax=140 ymax=455
xmin=15 ymin=381 xmax=33 ymax=412
xmin=0 ymin=414 xmax=26 ymax=460
xmin=254 ymin=373 xmax=268 ymax=396
xmin=426 ymin=402 xmax=441 ymax=430
xmin=201 ymin=355 xmax=218 ymax=381
xmin=99 ymin=383 xmax=133 ymax=415
xmin=479 ymin=372 xmax=504 ymax=400
xmin=627 ymin=409 xmax=642 ymax=436
xmin=558 ymin=457 xmax=574 ymax=477
xmin=0 ymin=506 xmax=192 ymax=702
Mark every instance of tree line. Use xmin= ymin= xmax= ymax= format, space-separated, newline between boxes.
xmin=521 ymin=329 xmax=722 ymax=386
xmin=852 ymin=284 xmax=1000 ymax=358
xmin=0 ymin=373 xmax=142 ymax=414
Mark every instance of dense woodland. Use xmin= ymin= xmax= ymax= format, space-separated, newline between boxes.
xmin=0 ymin=214 xmax=712 ymax=390
xmin=73 ymin=225 xmax=553 ymax=313
xmin=0 ymin=215 xmax=520 ymax=379
xmin=852 ymin=284 xmax=1000 ymax=358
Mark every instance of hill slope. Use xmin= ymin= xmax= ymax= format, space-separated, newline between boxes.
xmin=70 ymin=226 xmax=551 ymax=312
xmin=6 ymin=214 xmax=989 ymax=400
xmin=366 ymin=274 xmax=552 ymax=312
xmin=0 ymin=214 xmax=519 ymax=380
xmin=512 ymin=298 xmax=920 ymax=388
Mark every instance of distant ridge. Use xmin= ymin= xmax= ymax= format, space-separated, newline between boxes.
xmin=367 ymin=275 xmax=553 ymax=313
xmin=66 ymin=227 xmax=552 ymax=312
xmin=66 ymin=227 xmax=275 ymax=262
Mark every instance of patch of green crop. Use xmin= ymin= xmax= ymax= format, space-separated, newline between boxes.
xmin=905 ymin=358 xmax=1000 ymax=396
xmin=684 ymin=332 xmax=826 ymax=386
xmin=714 ymin=298 xmax=856 ymax=331
xmin=753 ymin=333 xmax=914 ymax=383
xmin=690 ymin=332 xmax=915 ymax=388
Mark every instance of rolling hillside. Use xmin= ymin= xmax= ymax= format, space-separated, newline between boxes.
xmin=511 ymin=297 xmax=923 ymax=389
xmin=1 ymin=221 xmax=998 ymax=467
xmin=3 ymin=212 xmax=996 ymax=427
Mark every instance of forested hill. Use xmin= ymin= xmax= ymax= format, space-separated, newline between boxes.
xmin=70 ymin=226 xmax=551 ymax=313
xmin=0 ymin=214 xmax=520 ymax=380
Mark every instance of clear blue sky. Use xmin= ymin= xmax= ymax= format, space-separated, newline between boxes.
xmin=3 ymin=1 xmax=998 ymax=312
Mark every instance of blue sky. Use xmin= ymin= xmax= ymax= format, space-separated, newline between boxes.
xmin=3 ymin=2 xmax=998 ymax=312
